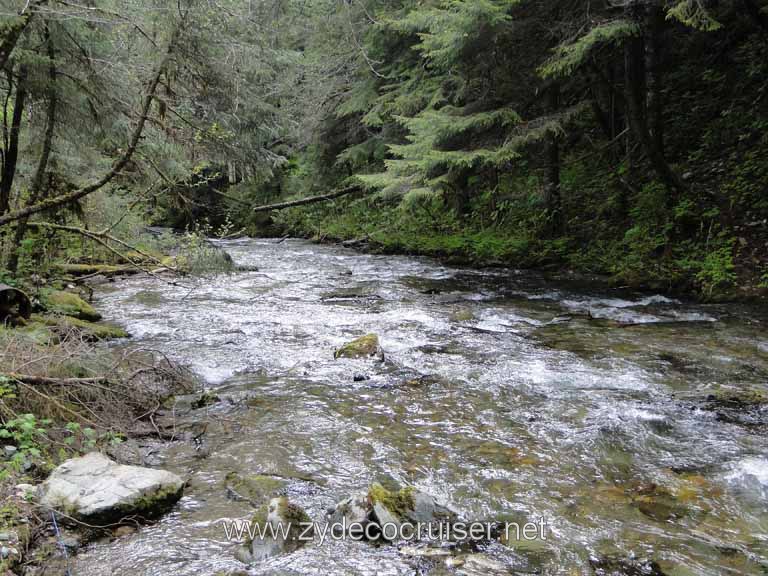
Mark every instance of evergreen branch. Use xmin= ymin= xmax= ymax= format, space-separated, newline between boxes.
xmin=0 ymin=26 xmax=182 ymax=227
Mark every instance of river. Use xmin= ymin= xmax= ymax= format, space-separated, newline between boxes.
xmin=71 ymin=238 xmax=767 ymax=575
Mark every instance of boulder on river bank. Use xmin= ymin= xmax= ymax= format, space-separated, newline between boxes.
xmin=39 ymin=453 xmax=184 ymax=524
xmin=41 ymin=289 xmax=102 ymax=322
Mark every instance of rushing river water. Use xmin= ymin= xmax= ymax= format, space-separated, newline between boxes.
xmin=72 ymin=238 xmax=767 ymax=575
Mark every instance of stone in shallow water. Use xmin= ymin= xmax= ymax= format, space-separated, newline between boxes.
xmin=236 ymin=496 xmax=312 ymax=564
xmin=327 ymin=484 xmax=458 ymax=541
xmin=334 ymin=334 xmax=383 ymax=360
xmin=39 ymin=452 xmax=184 ymax=523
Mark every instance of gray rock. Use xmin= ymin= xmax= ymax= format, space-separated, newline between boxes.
xmin=329 ymin=484 xmax=458 ymax=542
xmin=3 ymin=445 xmax=17 ymax=460
xmin=457 ymin=553 xmax=510 ymax=575
xmin=406 ymin=491 xmax=458 ymax=525
xmin=39 ymin=452 xmax=184 ymax=523
xmin=236 ymin=497 xmax=312 ymax=564
xmin=0 ymin=532 xmax=15 ymax=543
xmin=14 ymin=483 xmax=36 ymax=500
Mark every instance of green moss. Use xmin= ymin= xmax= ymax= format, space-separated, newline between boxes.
xmin=367 ymin=483 xmax=415 ymax=520
xmin=334 ymin=334 xmax=380 ymax=359
xmin=41 ymin=290 xmax=101 ymax=322
xmin=130 ymin=290 xmax=164 ymax=306
xmin=245 ymin=504 xmax=270 ymax=545
xmin=224 ymin=472 xmax=286 ymax=504
xmin=54 ymin=264 xmax=134 ymax=276
xmin=3 ymin=321 xmax=58 ymax=345
xmin=273 ymin=496 xmax=311 ymax=525
xmin=32 ymin=314 xmax=129 ymax=341
xmin=113 ymin=483 xmax=184 ymax=521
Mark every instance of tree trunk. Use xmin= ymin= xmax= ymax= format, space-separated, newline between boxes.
xmin=645 ymin=2 xmax=665 ymax=156
xmin=0 ymin=26 xmax=182 ymax=227
xmin=448 ymin=168 xmax=471 ymax=217
xmin=0 ymin=64 xmax=28 ymax=215
xmin=8 ymin=28 xmax=57 ymax=273
xmin=544 ymin=82 xmax=562 ymax=235
xmin=624 ymin=1 xmax=685 ymax=195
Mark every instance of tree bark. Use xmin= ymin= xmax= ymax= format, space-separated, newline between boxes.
xmin=252 ymin=185 xmax=363 ymax=213
xmin=8 ymin=27 xmax=57 ymax=273
xmin=645 ymin=2 xmax=665 ymax=155
xmin=624 ymin=1 xmax=685 ymax=194
xmin=544 ymin=82 xmax=562 ymax=235
xmin=0 ymin=64 xmax=28 ymax=215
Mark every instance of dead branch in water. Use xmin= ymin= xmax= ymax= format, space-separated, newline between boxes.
xmin=26 ymin=222 xmax=185 ymax=287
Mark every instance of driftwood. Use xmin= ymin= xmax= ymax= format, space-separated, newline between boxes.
xmin=54 ymin=263 xmax=142 ymax=277
xmin=0 ymin=284 xmax=32 ymax=321
xmin=3 ymin=373 xmax=109 ymax=387
xmin=252 ymin=185 xmax=363 ymax=213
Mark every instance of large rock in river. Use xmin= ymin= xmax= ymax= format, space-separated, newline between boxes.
xmin=40 ymin=453 xmax=184 ymax=523
xmin=327 ymin=483 xmax=458 ymax=541
xmin=334 ymin=334 xmax=384 ymax=360
xmin=235 ymin=496 xmax=312 ymax=564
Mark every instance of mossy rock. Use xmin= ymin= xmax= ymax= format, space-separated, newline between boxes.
xmin=334 ymin=334 xmax=381 ymax=359
xmin=130 ymin=290 xmax=164 ymax=306
xmin=161 ymin=255 xmax=188 ymax=271
xmin=367 ymin=483 xmax=416 ymax=520
xmin=225 ymin=472 xmax=286 ymax=505
xmin=32 ymin=314 xmax=129 ymax=342
xmin=41 ymin=290 xmax=101 ymax=322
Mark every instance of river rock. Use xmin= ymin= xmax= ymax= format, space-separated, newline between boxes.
xmin=334 ymin=334 xmax=384 ymax=360
xmin=457 ymin=553 xmax=511 ymax=575
xmin=327 ymin=484 xmax=458 ymax=541
xmin=39 ymin=453 xmax=184 ymax=523
xmin=43 ymin=290 xmax=102 ymax=322
xmin=236 ymin=496 xmax=312 ymax=564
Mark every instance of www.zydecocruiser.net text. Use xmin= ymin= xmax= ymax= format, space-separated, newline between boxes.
xmin=222 ymin=518 xmax=549 ymax=546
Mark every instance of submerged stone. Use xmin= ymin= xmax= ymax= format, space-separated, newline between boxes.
xmin=449 ymin=307 xmax=475 ymax=322
xmin=224 ymin=472 xmax=286 ymax=505
xmin=39 ymin=453 xmax=184 ymax=524
xmin=334 ymin=334 xmax=383 ymax=360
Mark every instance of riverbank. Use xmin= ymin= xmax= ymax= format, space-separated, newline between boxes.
xmin=0 ymin=230 xmax=238 ymax=574
xmin=265 ymin=199 xmax=768 ymax=304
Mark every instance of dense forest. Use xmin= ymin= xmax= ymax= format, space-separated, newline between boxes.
xmin=0 ymin=0 xmax=766 ymax=297
xmin=1 ymin=1 xmax=768 ymax=575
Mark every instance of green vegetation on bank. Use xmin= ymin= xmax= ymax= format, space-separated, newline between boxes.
xmin=247 ymin=2 xmax=768 ymax=302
